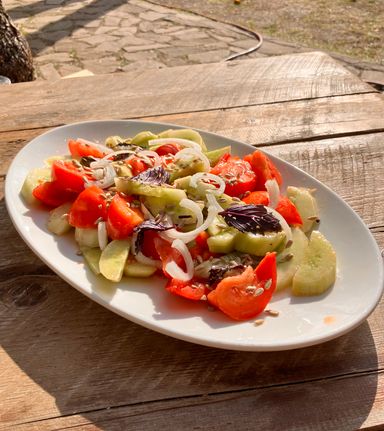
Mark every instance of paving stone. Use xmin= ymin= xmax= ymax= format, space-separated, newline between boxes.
xmin=231 ymin=39 xmax=261 ymax=50
xmin=121 ymin=59 xmax=165 ymax=72
xmin=104 ymin=16 xmax=121 ymax=27
xmin=153 ymin=25 xmax=184 ymax=34
xmin=110 ymin=27 xmax=138 ymax=36
xmin=36 ymin=52 xmax=74 ymax=64
xmin=80 ymin=34 xmax=119 ymax=46
xmin=138 ymin=33 xmax=172 ymax=43
xmin=138 ymin=11 xmax=165 ymax=22
xmin=119 ymin=17 xmax=141 ymax=27
xmin=93 ymin=42 xmax=122 ymax=53
xmin=188 ymin=49 xmax=230 ymax=63
xmin=40 ymin=30 xmax=70 ymax=42
xmin=39 ymin=63 xmax=61 ymax=80
xmin=82 ymin=57 xmax=121 ymax=74
xmin=57 ymin=63 xmax=83 ymax=77
xmin=138 ymin=20 xmax=153 ymax=32
xmin=94 ymin=26 xmax=114 ymax=35
xmin=45 ymin=20 xmax=74 ymax=31
xmin=46 ymin=0 xmax=65 ymax=4
xmin=171 ymin=28 xmax=209 ymax=40
xmin=71 ymin=28 xmax=90 ymax=39
xmin=114 ymin=35 xmax=154 ymax=46
xmin=122 ymin=43 xmax=168 ymax=53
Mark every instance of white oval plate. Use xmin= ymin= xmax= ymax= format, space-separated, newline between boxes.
xmin=5 ymin=120 xmax=384 ymax=351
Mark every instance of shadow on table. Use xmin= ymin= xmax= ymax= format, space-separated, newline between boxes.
xmin=7 ymin=0 xmax=132 ymax=55
xmin=0 ymin=202 xmax=380 ymax=430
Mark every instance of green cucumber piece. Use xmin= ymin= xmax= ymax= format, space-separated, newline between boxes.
xmin=158 ymin=128 xmax=207 ymax=151
xmin=207 ymin=230 xmax=237 ymax=254
xmin=47 ymin=202 xmax=73 ymax=235
xmin=81 ymin=247 xmax=102 ymax=275
xmin=204 ymin=146 xmax=231 ymax=166
xmin=292 ymin=231 xmax=336 ymax=296
xmin=124 ymin=261 xmax=157 ymax=278
xmin=115 ymin=178 xmax=187 ymax=202
xmin=75 ymin=228 xmax=99 ymax=248
xmin=234 ymin=231 xmax=286 ymax=256
xmin=169 ymin=158 xmax=206 ymax=182
xmin=276 ymin=227 xmax=308 ymax=291
xmin=207 ymin=215 xmax=228 ymax=236
xmin=99 ymin=240 xmax=130 ymax=282
xmin=20 ymin=167 xmax=51 ymax=205
xmin=286 ymin=186 xmax=319 ymax=233
xmin=131 ymin=131 xmax=158 ymax=148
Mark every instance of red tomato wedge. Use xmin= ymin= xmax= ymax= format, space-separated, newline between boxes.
xmin=68 ymin=185 xmax=107 ymax=228
xmin=68 ymin=139 xmax=108 ymax=159
xmin=154 ymin=237 xmax=186 ymax=276
xmin=210 ymin=154 xmax=257 ymax=197
xmin=207 ymin=252 xmax=277 ymax=321
xmin=106 ymin=194 xmax=144 ymax=240
xmin=51 ymin=160 xmax=93 ymax=193
xmin=165 ymin=279 xmax=209 ymax=301
xmin=32 ymin=181 xmax=76 ymax=207
xmin=155 ymin=143 xmax=180 ymax=156
xmin=244 ymin=150 xmax=282 ymax=191
xmin=141 ymin=230 xmax=161 ymax=260
xmin=243 ymin=191 xmax=302 ymax=226
xmin=127 ymin=157 xmax=148 ymax=176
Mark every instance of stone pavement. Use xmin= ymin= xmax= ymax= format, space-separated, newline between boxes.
xmin=5 ymin=0 xmax=384 ymax=87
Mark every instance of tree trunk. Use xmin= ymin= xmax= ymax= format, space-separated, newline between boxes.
xmin=0 ymin=0 xmax=34 ymax=82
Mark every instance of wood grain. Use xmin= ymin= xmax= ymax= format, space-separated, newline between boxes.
xmin=1 ymin=132 xmax=383 ymax=428
xmin=11 ymin=371 xmax=384 ymax=431
xmin=0 ymin=52 xmax=374 ymax=133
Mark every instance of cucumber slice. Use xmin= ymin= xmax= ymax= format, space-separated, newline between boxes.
xmin=20 ymin=167 xmax=51 ymax=205
xmin=234 ymin=231 xmax=286 ymax=256
xmin=131 ymin=131 xmax=158 ymax=148
xmin=75 ymin=228 xmax=99 ymax=248
xmin=276 ymin=227 xmax=308 ymax=291
xmin=44 ymin=155 xmax=71 ymax=166
xmin=292 ymin=231 xmax=336 ymax=296
xmin=124 ymin=261 xmax=157 ymax=278
xmin=207 ymin=231 xmax=237 ymax=254
xmin=204 ymin=146 xmax=231 ymax=166
xmin=81 ymin=247 xmax=102 ymax=275
xmin=169 ymin=157 xmax=207 ymax=182
xmin=207 ymin=215 xmax=228 ymax=236
xmin=99 ymin=240 xmax=130 ymax=282
xmin=286 ymin=186 xmax=319 ymax=233
xmin=158 ymin=129 xmax=207 ymax=152
xmin=115 ymin=178 xmax=187 ymax=202
xmin=47 ymin=202 xmax=73 ymax=235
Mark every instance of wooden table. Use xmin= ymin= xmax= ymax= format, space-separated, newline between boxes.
xmin=1 ymin=51 xmax=384 ymax=431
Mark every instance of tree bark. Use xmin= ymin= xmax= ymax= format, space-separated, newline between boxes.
xmin=0 ymin=0 xmax=34 ymax=82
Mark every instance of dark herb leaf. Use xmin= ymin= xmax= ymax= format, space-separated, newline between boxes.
xmin=132 ymin=166 xmax=170 ymax=186
xmin=133 ymin=217 xmax=172 ymax=254
xmin=80 ymin=156 xmax=98 ymax=167
xmin=219 ymin=204 xmax=281 ymax=234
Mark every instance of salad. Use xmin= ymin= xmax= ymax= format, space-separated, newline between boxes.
xmin=20 ymin=128 xmax=337 ymax=321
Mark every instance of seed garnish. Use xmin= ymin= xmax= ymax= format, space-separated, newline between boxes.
xmin=254 ymin=319 xmax=264 ymax=326
xmin=265 ymin=309 xmax=279 ymax=317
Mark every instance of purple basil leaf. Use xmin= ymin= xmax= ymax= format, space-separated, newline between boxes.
xmin=219 ymin=204 xmax=281 ymax=234
xmin=132 ymin=166 xmax=170 ymax=186
xmin=133 ymin=217 xmax=172 ymax=254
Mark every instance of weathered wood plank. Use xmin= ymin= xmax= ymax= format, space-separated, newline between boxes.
xmin=0 ymin=131 xmax=383 ymax=428
xmin=12 ymin=371 xmax=384 ymax=431
xmin=1 ymin=92 xmax=384 ymax=177
xmin=0 ymin=52 xmax=374 ymax=133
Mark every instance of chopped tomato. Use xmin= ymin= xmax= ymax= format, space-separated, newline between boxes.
xmin=155 ymin=143 xmax=180 ymax=156
xmin=51 ymin=160 xmax=93 ymax=193
xmin=127 ymin=157 xmax=148 ymax=176
xmin=154 ymin=236 xmax=186 ymax=276
xmin=165 ymin=278 xmax=209 ymax=301
xmin=243 ymin=191 xmax=302 ymax=225
xmin=68 ymin=139 xmax=108 ymax=159
xmin=207 ymin=252 xmax=277 ymax=320
xmin=210 ymin=154 xmax=257 ymax=197
xmin=189 ymin=231 xmax=213 ymax=261
xmin=141 ymin=230 xmax=161 ymax=260
xmin=244 ymin=150 xmax=282 ymax=190
xmin=106 ymin=194 xmax=144 ymax=240
xmin=32 ymin=181 xmax=76 ymax=207
xmin=68 ymin=185 xmax=107 ymax=228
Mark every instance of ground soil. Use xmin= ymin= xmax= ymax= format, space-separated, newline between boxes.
xmin=153 ymin=0 xmax=384 ymax=65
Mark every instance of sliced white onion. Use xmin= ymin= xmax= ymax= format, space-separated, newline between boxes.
xmin=77 ymin=138 xmax=113 ymax=154
xmin=265 ymin=205 xmax=292 ymax=245
xmin=86 ymin=163 xmax=117 ymax=189
xmin=265 ymin=179 xmax=280 ymax=209
xmin=180 ymin=198 xmax=203 ymax=227
xmin=162 ymin=206 xmax=218 ymax=244
xmin=98 ymin=221 xmax=108 ymax=250
xmin=190 ymin=172 xmax=225 ymax=195
xmin=164 ymin=239 xmax=194 ymax=281
xmin=148 ymin=138 xmax=201 ymax=151
xmin=206 ymin=191 xmax=223 ymax=212
xmin=136 ymin=252 xmax=162 ymax=269
xmin=174 ymin=148 xmax=210 ymax=172
xmin=140 ymin=203 xmax=154 ymax=220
